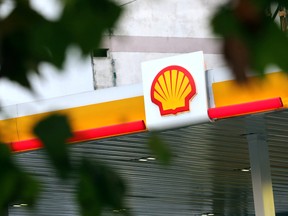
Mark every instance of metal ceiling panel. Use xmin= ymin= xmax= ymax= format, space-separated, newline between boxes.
xmin=10 ymin=110 xmax=288 ymax=216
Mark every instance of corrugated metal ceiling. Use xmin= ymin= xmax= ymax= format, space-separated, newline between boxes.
xmin=9 ymin=110 xmax=288 ymax=216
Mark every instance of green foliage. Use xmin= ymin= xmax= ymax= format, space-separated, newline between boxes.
xmin=0 ymin=144 xmax=39 ymax=214
xmin=0 ymin=0 xmax=127 ymax=214
xmin=33 ymin=114 xmax=73 ymax=178
xmin=0 ymin=1 xmax=51 ymax=87
xmin=33 ymin=114 xmax=128 ymax=216
xmin=60 ymin=0 xmax=121 ymax=54
xmin=211 ymin=0 xmax=288 ymax=81
xmin=77 ymin=159 xmax=127 ymax=216
xmin=148 ymin=133 xmax=172 ymax=165
xmin=0 ymin=0 xmax=121 ymax=88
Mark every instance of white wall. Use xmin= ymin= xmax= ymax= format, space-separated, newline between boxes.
xmin=115 ymin=0 xmax=226 ymax=38
xmin=110 ymin=52 xmax=225 ymax=86
xmin=94 ymin=0 xmax=227 ymax=88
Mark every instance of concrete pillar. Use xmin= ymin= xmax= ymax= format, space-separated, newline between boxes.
xmin=246 ymin=116 xmax=275 ymax=216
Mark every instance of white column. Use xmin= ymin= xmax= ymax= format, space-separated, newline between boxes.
xmin=246 ymin=117 xmax=275 ymax=216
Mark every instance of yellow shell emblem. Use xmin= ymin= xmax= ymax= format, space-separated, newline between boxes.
xmin=151 ymin=65 xmax=196 ymax=116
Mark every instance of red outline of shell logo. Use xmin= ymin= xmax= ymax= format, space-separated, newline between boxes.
xmin=150 ymin=65 xmax=196 ymax=116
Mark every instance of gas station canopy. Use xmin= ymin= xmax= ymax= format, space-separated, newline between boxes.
xmin=4 ymin=52 xmax=288 ymax=215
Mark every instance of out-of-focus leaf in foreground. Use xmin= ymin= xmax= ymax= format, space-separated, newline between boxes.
xmin=33 ymin=114 xmax=73 ymax=178
xmin=148 ymin=133 xmax=172 ymax=165
xmin=0 ymin=144 xmax=39 ymax=213
xmin=211 ymin=0 xmax=288 ymax=82
xmin=77 ymin=159 xmax=127 ymax=216
xmin=0 ymin=1 xmax=53 ymax=88
xmin=0 ymin=0 xmax=122 ymax=88
xmin=60 ymin=0 xmax=122 ymax=54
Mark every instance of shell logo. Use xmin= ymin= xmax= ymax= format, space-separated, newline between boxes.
xmin=150 ymin=65 xmax=197 ymax=116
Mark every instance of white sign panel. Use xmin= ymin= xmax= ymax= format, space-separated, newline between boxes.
xmin=141 ymin=51 xmax=210 ymax=131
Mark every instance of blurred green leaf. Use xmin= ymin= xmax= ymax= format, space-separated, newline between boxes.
xmin=33 ymin=114 xmax=73 ymax=178
xmin=248 ymin=20 xmax=288 ymax=73
xmin=148 ymin=133 xmax=172 ymax=165
xmin=77 ymin=159 xmax=127 ymax=216
xmin=60 ymin=0 xmax=122 ymax=54
xmin=0 ymin=1 xmax=52 ymax=88
xmin=0 ymin=0 xmax=124 ymax=215
xmin=211 ymin=5 xmax=244 ymax=38
xmin=0 ymin=0 xmax=121 ymax=88
xmin=274 ymin=0 xmax=288 ymax=8
xmin=0 ymin=144 xmax=40 ymax=213
xmin=211 ymin=0 xmax=288 ymax=79
xmin=19 ymin=172 xmax=40 ymax=207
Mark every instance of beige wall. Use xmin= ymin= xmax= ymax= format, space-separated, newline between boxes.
xmin=93 ymin=0 xmax=227 ymax=89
